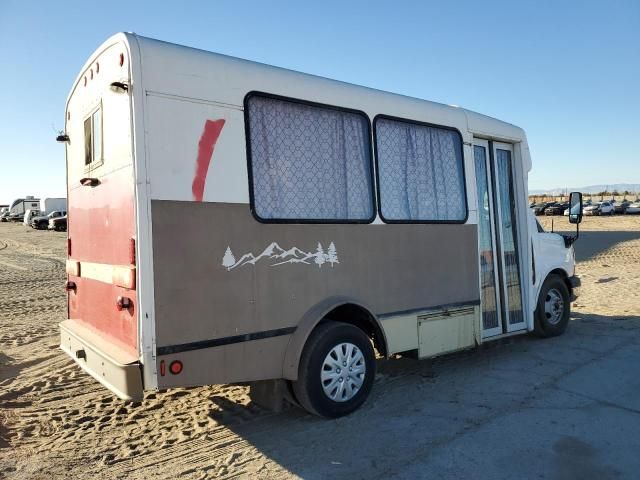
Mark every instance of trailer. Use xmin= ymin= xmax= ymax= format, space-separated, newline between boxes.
xmin=40 ymin=198 xmax=67 ymax=215
xmin=59 ymin=33 xmax=582 ymax=417
xmin=7 ymin=196 xmax=40 ymax=221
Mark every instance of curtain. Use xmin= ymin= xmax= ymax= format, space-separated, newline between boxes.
xmin=247 ymin=96 xmax=374 ymax=220
xmin=376 ymin=118 xmax=466 ymax=221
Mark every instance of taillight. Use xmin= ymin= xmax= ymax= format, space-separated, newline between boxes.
xmin=169 ymin=361 xmax=183 ymax=375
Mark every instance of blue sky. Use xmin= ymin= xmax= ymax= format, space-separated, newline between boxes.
xmin=0 ymin=0 xmax=638 ymax=205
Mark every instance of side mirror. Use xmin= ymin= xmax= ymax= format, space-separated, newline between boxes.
xmin=569 ymin=191 xmax=582 ymax=224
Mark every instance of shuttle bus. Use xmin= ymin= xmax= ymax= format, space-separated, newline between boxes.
xmin=59 ymin=33 xmax=581 ymax=417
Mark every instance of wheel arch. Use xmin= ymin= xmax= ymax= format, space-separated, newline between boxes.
xmin=539 ymin=268 xmax=573 ymax=301
xmin=282 ymin=296 xmax=387 ymax=381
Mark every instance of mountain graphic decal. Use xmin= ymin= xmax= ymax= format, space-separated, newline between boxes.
xmin=222 ymin=242 xmax=339 ymax=271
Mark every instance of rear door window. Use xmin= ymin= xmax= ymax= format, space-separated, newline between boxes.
xmin=84 ymin=104 xmax=103 ymax=169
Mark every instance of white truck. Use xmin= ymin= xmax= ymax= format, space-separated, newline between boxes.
xmin=59 ymin=33 xmax=583 ymax=418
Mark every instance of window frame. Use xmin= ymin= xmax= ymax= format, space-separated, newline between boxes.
xmin=83 ymin=102 xmax=104 ymax=171
xmin=372 ymin=113 xmax=469 ymax=225
xmin=243 ymin=91 xmax=377 ymax=224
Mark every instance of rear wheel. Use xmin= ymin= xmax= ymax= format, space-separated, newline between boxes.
xmin=292 ymin=321 xmax=375 ymax=418
xmin=534 ymin=274 xmax=570 ymax=337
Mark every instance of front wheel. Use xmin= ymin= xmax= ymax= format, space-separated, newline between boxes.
xmin=534 ymin=274 xmax=570 ymax=337
xmin=292 ymin=321 xmax=375 ymax=418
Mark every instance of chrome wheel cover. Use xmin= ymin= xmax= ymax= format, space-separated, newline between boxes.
xmin=321 ymin=343 xmax=366 ymax=402
xmin=544 ymin=288 xmax=565 ymax=325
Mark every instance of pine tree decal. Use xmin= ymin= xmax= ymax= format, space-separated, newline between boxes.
xmin=222 ymin=246 xmax=236 ymax=270
xmin=327 ymin=242 xmax=339 ymax=267
xmin=314 ymin=242 xmax=326 ymax=268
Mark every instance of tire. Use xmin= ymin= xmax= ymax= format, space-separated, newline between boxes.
xmin=533 ymin=274 xmax=570 ymax=338
xmin=292 ymin=321 xmax=375 ymax=418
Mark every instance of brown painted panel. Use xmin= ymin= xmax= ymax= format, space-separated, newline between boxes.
xmin=157 ymin=336 xmax=291 ymax=389
xmin=151 ymin=201 xmax=479 ymax=355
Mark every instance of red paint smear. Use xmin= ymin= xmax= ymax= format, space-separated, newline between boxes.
xmin=192 ymin=119 xmax=226 ymax=201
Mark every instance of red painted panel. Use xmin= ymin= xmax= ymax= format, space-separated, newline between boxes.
xmin=192 ymin=119 xmax=226 ymax=201
xmin=67 ymin=276 xmax=137 ymax=357
xmin=68 ymin=167 xmax=136 ymax=265
xmin=68 ymin=165 xmax=138 ymax=354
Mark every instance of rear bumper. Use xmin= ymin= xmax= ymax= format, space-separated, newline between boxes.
xmin=569 ymin=275 xmax=581 ymax=301
xmin=60 ymin=319 xmax=143 ymax=401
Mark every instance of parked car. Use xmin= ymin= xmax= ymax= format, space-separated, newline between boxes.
xmin=31 ymin=210 xmax=67 ymax=229
xmin=48 ymin=215 xmax=67 ymax=232
xmin=533 ymin=202 xmax=556 ymax=216
xmin=625 ymin=202 xmax=640 ymax=214
xmin=613 ymin=200 xmax=631 ymax=214
xmin=584 ymin=201 xmax=614 ymax=216
xmin=545 ymin=202 xmax=569 ymax=215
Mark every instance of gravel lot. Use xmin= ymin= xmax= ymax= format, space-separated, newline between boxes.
xmin=1 ymin=216 xmax=640 ymax=479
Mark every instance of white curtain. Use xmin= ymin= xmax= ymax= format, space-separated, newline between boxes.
xmin=376 ymin=118 xmax=466 ymax=221
xmin=247 ymin=96 xmax=374 ymax=221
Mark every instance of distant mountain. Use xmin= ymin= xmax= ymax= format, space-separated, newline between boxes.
xmin=529 ymin=184 xmax=640 ymax=195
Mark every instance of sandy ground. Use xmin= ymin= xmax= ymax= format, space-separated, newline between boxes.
xmin=1 ymin=215 xmax=639 ymax=479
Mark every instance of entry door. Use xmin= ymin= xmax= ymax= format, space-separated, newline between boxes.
xmin=473 ymin=140 xmax=526 ymax=337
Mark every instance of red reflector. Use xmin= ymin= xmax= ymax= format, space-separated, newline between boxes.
xmin=129 ymin=237 xmax=136 ymax=265
xmin=169 ymin=361 xmax=183 ymax=375
xmin=160 ymin=360 xmax=166 ymax=376
xmin=67 ymin=238 xmax=71 ymax=256
xmin=119 ymin=53 xmax=124 ymax=66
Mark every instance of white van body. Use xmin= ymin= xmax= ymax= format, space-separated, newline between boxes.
xmin=40 ymin=198 xmax=67 ymax=215
xmin=59 ymin=33 xmax=580 ymax=416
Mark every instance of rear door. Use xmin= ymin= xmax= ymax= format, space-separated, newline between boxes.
xmin=65 ymin=42 xmax=138 ymax=357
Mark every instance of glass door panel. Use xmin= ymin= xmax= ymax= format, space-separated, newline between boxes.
xmin=473 ymin=140 xmax=526 ymax=336
xmin=493 ymin=145 xmax=525 ymax=331
xmin=473 ymin=142 xmax=502 ymax=338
